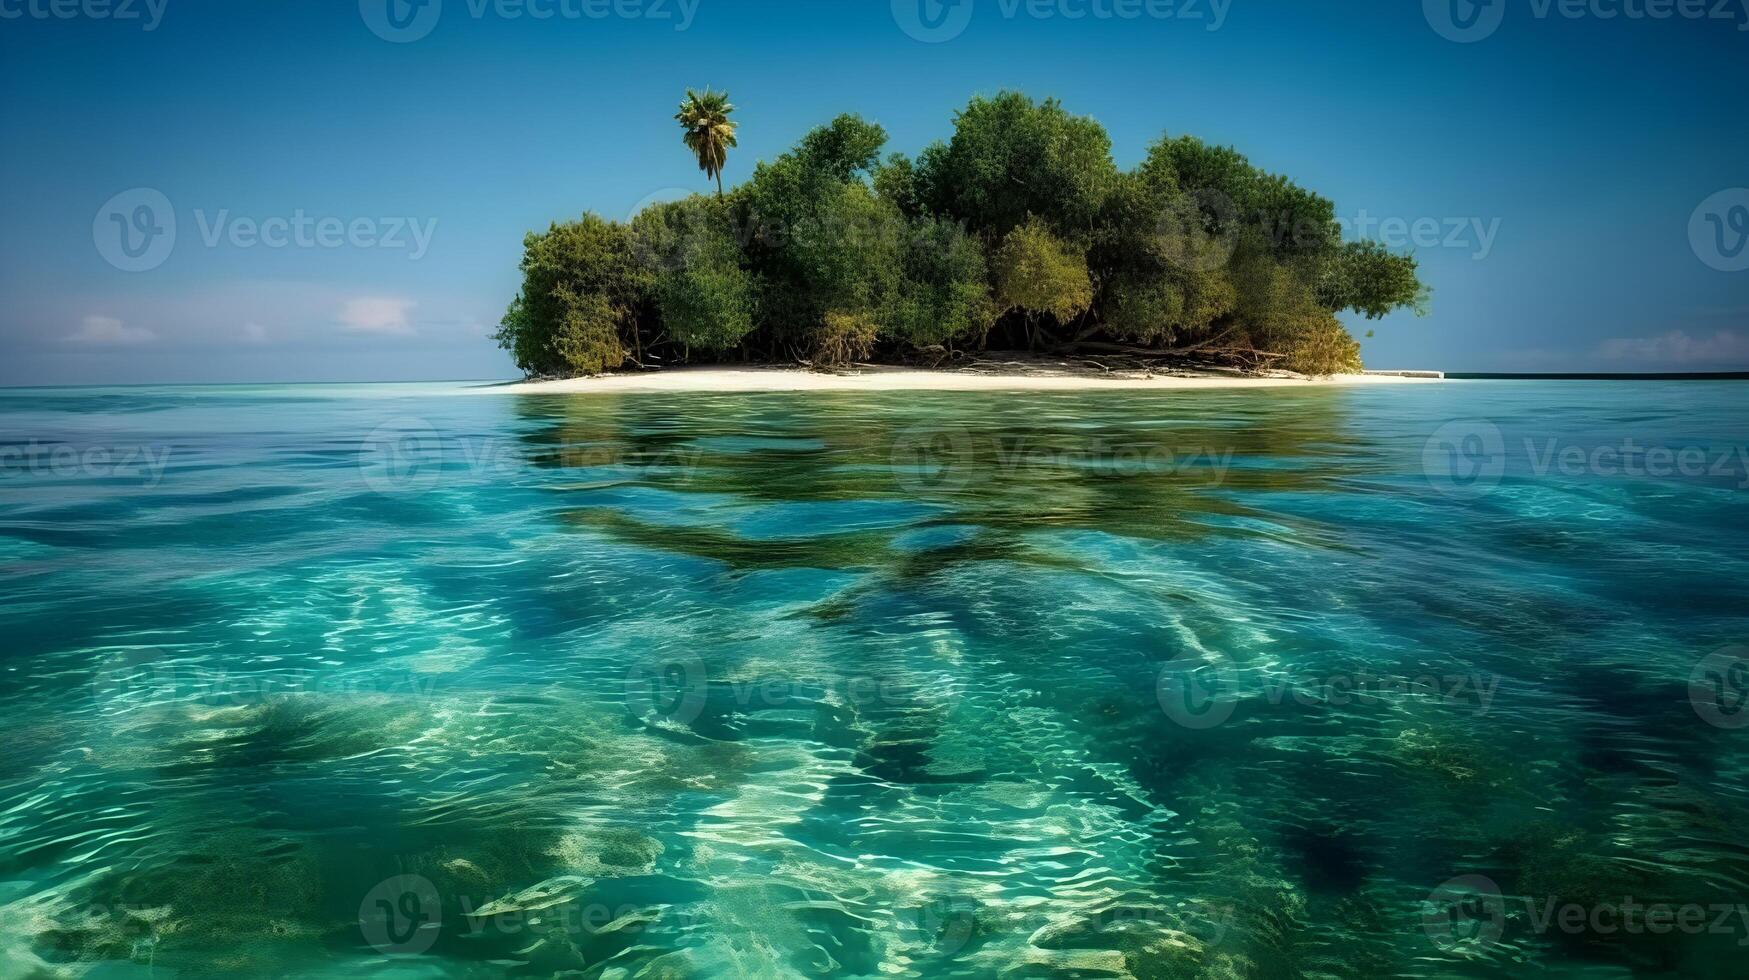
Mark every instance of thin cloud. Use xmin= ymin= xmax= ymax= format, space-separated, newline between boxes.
xmin=67 ymin=315 xmax=156 ymax=346
xmin=338 ymin=297 xmax=416 ymax=336
xmin=1595 ymin=330 xmax=1749 ymax=368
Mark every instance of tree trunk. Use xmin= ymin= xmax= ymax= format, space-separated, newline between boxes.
xmin=715 ymin=171 xmax=724 ymax=198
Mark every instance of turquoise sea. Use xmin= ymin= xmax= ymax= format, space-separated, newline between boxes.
xmin=1 ymin=380 xmax=1746 ymax=978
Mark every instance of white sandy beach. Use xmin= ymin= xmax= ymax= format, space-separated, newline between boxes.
xmin=480 ymin=365 xmax=1443 ymax=395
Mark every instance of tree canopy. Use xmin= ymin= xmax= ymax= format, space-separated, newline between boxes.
xmin=496 ymin=91 xmax=1426 ymax=378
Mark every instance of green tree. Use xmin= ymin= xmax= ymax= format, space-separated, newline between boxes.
xmin=1090 ymin=170 xmax=1235 ymax=347
xmin=495 ymin=214 xmax=645 ymax=376
xmin=1315 ymin=240 xmax=1426 ymax=319
xmin=872 ymin=153 xmax=922 ymax=219
xmin=916 ymin=92 xmax=1118 ymax=241
xmin=676 ymin=88 xmax=738 ymax=198
xmin=1225 ymin=244 xmax=1365 ymax=375
xmin=551 ymin=287 xmax=627 ymax=375
xmin=992 ymin=218 xmax=1093 ymax=348
xmin=794 ymin=114 xmax=888 ymax=182
xmin=632 ymin=195 xmax=757 ymax=354
xmin=888 ymin=216 xmax=991 ymax=348
xmin=739 ymin=117 xmax=906 ymax=347
xmin=500 ymin=91 xmax=1426 ymax=378
xmin=814 ymin=310 xmax=879 ymax=367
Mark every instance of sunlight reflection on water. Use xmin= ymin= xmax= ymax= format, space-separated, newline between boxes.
xmin=0 ymin=381 xmax=1746 ymax=977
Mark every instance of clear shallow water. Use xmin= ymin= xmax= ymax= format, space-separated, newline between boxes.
xmin=0 ymin=380 xmax=1746 ymax=978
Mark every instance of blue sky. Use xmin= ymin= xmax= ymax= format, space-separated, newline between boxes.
xmin=2 ymin=0 xmax=1746 ymax=384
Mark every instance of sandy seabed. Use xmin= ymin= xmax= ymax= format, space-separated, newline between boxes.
xmin=479 ymin=365 xmax=1443 ymax=395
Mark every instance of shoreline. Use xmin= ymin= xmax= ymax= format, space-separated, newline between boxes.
xmin=480 ymin=364 xmax=1445 ymax=395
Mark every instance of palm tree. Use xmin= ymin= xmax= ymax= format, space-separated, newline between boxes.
xmin=675 ymin=88 xmax=738 ymax=198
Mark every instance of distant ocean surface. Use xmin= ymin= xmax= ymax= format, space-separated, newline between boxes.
xmin=1 ymin=380 xmax=1746 ymax=977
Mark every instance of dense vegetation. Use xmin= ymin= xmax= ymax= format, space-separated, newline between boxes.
xmin=496 ymin=92 xmax=1426 ymax=378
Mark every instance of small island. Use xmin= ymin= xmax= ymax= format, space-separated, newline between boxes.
xmin=494 ymin=91 xmax=1428 ymax=384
